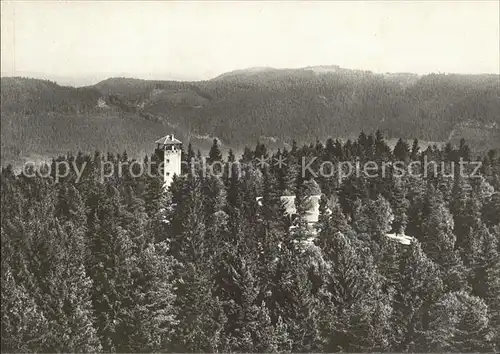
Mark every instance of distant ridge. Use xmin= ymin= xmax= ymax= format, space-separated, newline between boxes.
xmin=3 ymin=64 xmax=499 ymax=87
xmin=211 ymin=64 xmax=373 ymax=80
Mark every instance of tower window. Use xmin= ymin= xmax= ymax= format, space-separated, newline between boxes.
xmin=166 ymin=159 xmax=170 ymax=163
xmin=166 ymin=172 xmax=170 ymax=176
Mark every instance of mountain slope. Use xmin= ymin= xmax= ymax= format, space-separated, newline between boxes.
xmin=1 ymin=68 xmax=499 ymax=167
xmin=1 ymin=77 xmax=102 ymax=115
xmin=98 ymin=69 xmax=499 ymax=147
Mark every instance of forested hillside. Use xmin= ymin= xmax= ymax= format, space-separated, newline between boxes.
xmin=0 ymin=78 xmax=187 ymax=167
xmin=2 ymin=133 xmax=500 ymax=352
xmin=94 ymin=69 xmax=500 ymax=146
xmin=1 ymin=69 xmax=499 ymax=167
xmin=1 ymin=77 xmax=102 ymax=115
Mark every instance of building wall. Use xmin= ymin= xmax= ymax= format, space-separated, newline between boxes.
xmin=164 ymin=148 xmax=182 ymax=187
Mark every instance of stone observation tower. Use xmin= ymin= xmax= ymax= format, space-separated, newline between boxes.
xmin=155 ymin=134 xmax=182 ymax=187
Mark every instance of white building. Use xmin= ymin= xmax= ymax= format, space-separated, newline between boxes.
xmin=155 ymin=134 xmax=182 ymax=188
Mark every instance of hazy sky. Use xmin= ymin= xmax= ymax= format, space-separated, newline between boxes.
xmin=1 ymin=1 xmax=499 ymax=85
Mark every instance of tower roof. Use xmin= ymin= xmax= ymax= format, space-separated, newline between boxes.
xmin=155 ymin=134 xmax=182 ymax=145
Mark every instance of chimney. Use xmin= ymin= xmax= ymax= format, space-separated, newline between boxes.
xmin=171 ymin=134 xmax=174 ymax=140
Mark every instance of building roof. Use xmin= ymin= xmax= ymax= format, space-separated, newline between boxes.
xmin=155 ymin=134 xmax=182 ymax=145
xmin=386 ymin=233 xmax=415 ymax=245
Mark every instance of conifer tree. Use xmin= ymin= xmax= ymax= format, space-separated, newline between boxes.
xmin=469 ymin=225 xmax=500 ymax=350
xmin=458 ymin=138 xmax=471 ymax=161
xmin=352 ymin=194 xmax=394 ymax=248
xmin=86 ymin=186 xmax=136 ymax=351
xmin=227 ymin=148 xmax=236 ymax=163
xmin=410 ymin=138 xmax=420 ymax=160
xmin=168 ymin=174 xmax=226 ymax=352
xmin=172 ymin=261 xmax=226 ymax=352
xmin=317 ymin=219 xmax=391 ymax=352
xmin=420 ymin=186 xmax=456 ymax=264
xmin=324 ymin=138 xmax=335 ymax=160
xmin=227 ymin=161 xmax=243 ymax=210
xmin=374 ymin=129 xmax=391 ymax=161
xmin=118 ymin=243 xmax=177 ymax=352
xmin=11 ymin=185 xmax=103 ymax=353
xmin=394 ymin=138 xmax=410 ymax=162
xmin=254 ymin=303 xmax=293 ymax=352
xmin=357 ymin=131 xmax=369 ymax=160
xmin=182 ymin=142 xmax=196 ymax=174
xmin=272 ymin=241 xmax=323 ymax=352
xmin=392 ymin=241 xmax=443 ymax=351
xmin=483 ymin=191 xmax=500 ymax=227
xmin=390 ymin=178 xmax=410 ymax=234
xmin=421 ymin=291 xmax=494 ymax=352
xmin=214 ymin=248 xmax=288 ymax=352
xmin=339 ymin=174 xmax=369 ymax=219
xmin=240 ymin=146 xmax=254 ymax=163
xmin=278 ymin=149 xmax=299 ymax=196
xmin=203 ymin=175 xmax=229 ymax=253
xmin=420 ymin=185 xmax=468 ymax=291
xmin=1 ymin=266 xmax=49 ymax=352
xmin=207 ymin=138 xmax=223 ymax=165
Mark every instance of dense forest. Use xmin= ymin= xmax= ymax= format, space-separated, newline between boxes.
xmin=2 ymin=132 xmax=500 ymax=352
xmin=2 ymin=70 xmax=499 ymax=166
